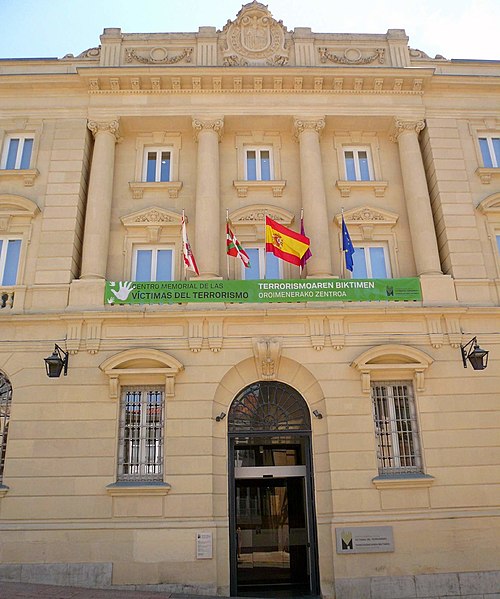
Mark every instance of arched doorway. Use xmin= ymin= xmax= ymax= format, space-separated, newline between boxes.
xmin=228 ymin=381 xmax=320 ymax=597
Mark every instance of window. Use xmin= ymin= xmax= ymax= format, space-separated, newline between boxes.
xmin=143 ymin=147 xmax=171 ymax=182
xmin=497 ymin=234 xmax=500 ymax=255
xmin=118 ymin=386 xmax=164 ymax=482
xmin=371 ymin=381 xmax=422 ymax=476
xmin=479 ymin=136 xmax=500 ymax=168
xmin=352 ymin=245 xmax=390 ymax=279
xmin=1 ymin=135 xmax=33 ymax=170
xmin=0 ymin=372 xmax=12 ymax=487
xmin=245 ymin=148 xmax=272 ymax=181
xmin=243 ymin=247 xmax=282 ymax=280
xmin=343 ymin=147 xmax=373 ymax=181
xmin=133 ymin=246 xmax=174 ymax=281
xmin=0 ymin=238 xmax=21 ymax=286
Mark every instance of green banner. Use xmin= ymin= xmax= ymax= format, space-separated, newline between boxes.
xmin=105 ymin=278 xmax=421 ymax=305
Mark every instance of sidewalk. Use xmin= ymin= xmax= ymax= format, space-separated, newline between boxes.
xmin=0 ymin=582 xmax=222 ymax=598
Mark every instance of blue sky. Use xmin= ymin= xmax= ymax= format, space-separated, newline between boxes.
xmin=0 ymin=0 xmax=499 ymax=61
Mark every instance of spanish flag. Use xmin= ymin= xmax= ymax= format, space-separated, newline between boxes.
xmin=265 ymin=216 xmax=310 ymax=266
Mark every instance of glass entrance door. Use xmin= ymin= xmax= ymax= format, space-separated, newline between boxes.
xmin=236 ymin=476 xmax=310 ymax=594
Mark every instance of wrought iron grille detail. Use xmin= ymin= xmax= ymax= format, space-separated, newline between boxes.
xmin=0 ymin=372 xmax=12 ymax=484
xmin=371 ymin=381 xmax=422 ymax=476
xmin=228 ymin=381 xmax=311 ymax=433
xmin=118 ymin=386 xmax=164 ymax=482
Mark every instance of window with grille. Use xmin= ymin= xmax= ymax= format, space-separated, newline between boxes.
xmin=0 ymin=372 xmax=12 ymax=484
xmin=118 ymin=386 xmax=164 ymax=481
xmin=371 ymin=381 xmax=422 ymax=476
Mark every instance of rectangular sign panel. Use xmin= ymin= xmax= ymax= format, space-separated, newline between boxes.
xmin=105 ymin=277 xmax=421 ymax=305
xmin=336 ymin=526 xmax=395 ymax=554
xmin=196 ymin=532 xmax=213 ymax=559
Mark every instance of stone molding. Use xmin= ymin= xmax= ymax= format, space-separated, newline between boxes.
xmin=319 ymin=47 xmax=385 ymax=65
xmin=125 ymin=47 xmax=193 ymax=64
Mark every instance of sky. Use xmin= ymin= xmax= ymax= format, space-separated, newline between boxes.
xmin=0 ymin=0 xmax=499 ymax=62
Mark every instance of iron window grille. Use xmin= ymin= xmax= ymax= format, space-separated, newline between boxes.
xmin=228 ymin=381 xmax=311 ymax=433
xmin=0 ymin=372 xmax=12 ymax=484
xmin=118 ymin=386 xmax=164 ymax=482
xmin=371 ymin=381 xmax=423 ymax=476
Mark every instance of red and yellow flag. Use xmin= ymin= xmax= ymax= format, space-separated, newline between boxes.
xmin=265 ymin=216 xmax=310 ymax=266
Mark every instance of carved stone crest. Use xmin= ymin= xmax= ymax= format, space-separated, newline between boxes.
xmin=221 ymin=2 xmax=289 ymax=67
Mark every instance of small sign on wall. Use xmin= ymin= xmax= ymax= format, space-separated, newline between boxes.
xmin=196 ymin=532 xmax=213 ymax=559
xmin=336 ymin=526 xmax=394 ymax=554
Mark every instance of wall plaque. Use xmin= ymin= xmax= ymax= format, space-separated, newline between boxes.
xmin=336 ymin=526 xmax=394 ymax=554
xmin=196 ymin=532 xmax=213 ymax=559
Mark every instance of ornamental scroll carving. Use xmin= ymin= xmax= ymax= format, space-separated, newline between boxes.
xmin=134 ymin=210 xmax=174 ymax=223
xmin=63 ymin=47 xmax=100 ymax=60
xmin=192 ymin=118 xmax=224 ymax=142
xmin=125 ymin=47 xmax=193 ymax=64
xmin=220 ymin=2 xmax=289 ymax=66
xmin=390 ymin=119 xmax=425 ymax=142
xmin=293 ymin=118 xmax=325 ymax=138
xmin=318 ymin=47 xmax=385 ymax=65
xmin=253 ymin=338 xmax=282 ymax=380
xmin=87 ymin=120 xmax=120 ymax=139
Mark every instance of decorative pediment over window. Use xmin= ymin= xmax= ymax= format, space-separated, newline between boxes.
xmin=334 ymin=205 xmax=398 ymax=239
xmin=351 ymin=344 xmax=433 ymax=393
xmin=230 ymin=204 xmax=294 ymax=226
xmin=220 ymin=2 xmax=289 ymax=67
xmin=229 ymin=204 xmax=294 ymax=241
xmin=100 ymin=348 xmax=184 ymax=400
xmin=478 ymin=192 xmax=500 ymax=215
xmin=0 ymin=194 xmax=39 ymax=232
xmin=120 ymin=207 xmax=181 ymax=242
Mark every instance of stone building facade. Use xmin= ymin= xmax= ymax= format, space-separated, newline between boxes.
xmin=0 ymin=3 xmax=499 ymax=598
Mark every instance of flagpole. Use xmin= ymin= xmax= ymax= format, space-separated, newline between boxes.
xmin=182 ymin=209 xmax=186 ymax=281
xmin=226 ymin=208 xmax=230 ymax=280
xmin=300 ymin=208 xmax=304 ymax=278
xmin=263 ymin=210 xmax=267 ymax=280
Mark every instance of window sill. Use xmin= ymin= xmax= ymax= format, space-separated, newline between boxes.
xmin=233 ymin=180 xmax=286 ymax=198
xmin=106 ymin=481 xmax=171 ymax=496
xmin=0 ymin=168 xmax=39 ymax=187
xmin=0 ymin=484 xmax=9 ymax=497
xmin=336 ymin=180 xmax=388 ymax=198
xmin=372 ymin=474 xmax=434 ymax=490
xmin=129 ymin=181 xmax=183 ymax=199
xmin=476 ymin=167 xmax=500 ymax=184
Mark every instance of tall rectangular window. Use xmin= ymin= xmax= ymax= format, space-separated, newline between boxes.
xmin=118 ymin=386 xmax=164 ymax=481
xmin=479 ymin=136 xmax=500 ymax=168
xmin=352 ymin=245 xmax=390 ymax=279
xmin=371 ymin=381 xmax=422 ymax=476
xmin=496 ymin=234 xmax=500 ymax=255
xmin=344 ymin=147 xmax=372 ymax=181
xmin=245 ymin=148 xmax=272 ymax=181
xmin=133 ymin=247 xmax=173 ymax=281
xmin=1 ymin=135 xmax=34 ymax=170
xmin=243 ymin=247 xmax=281 ymax=280
xmin=0 ymin=239 xmax=22 ymax=286
xmin=143 ymin=148 xmax=171 ymax=182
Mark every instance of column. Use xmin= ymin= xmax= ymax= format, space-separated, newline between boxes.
xmin=294 ymin=117 xmax=333 ymax=277
xmin=392 ymin=119 xmax=442 ymax=276
xmin=192 ymin=117 xmax=223 ymax=279
xmin=80 ymin=119 xmax=120 ymax=279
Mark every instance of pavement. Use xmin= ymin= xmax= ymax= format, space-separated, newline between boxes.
xmin=0 ymin=582 xmax=228 ymax=599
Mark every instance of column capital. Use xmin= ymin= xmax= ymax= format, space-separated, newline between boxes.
xmin=293 ymin=117 xmax=325 ymax=139
xmin=192 ymin=117 xmax=224 ymax=142
xmin=87 ymin=119 xmax=120 ymax=139
xmin=390 ymin=118 xmax=425 ymax=142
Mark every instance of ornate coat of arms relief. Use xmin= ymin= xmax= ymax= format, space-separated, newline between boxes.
xmin=220 ymin=2 xmax=289 ymax=66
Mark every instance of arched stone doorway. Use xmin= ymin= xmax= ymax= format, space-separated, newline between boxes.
xmin=227 ymin=381 xmax=320 ymax=597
